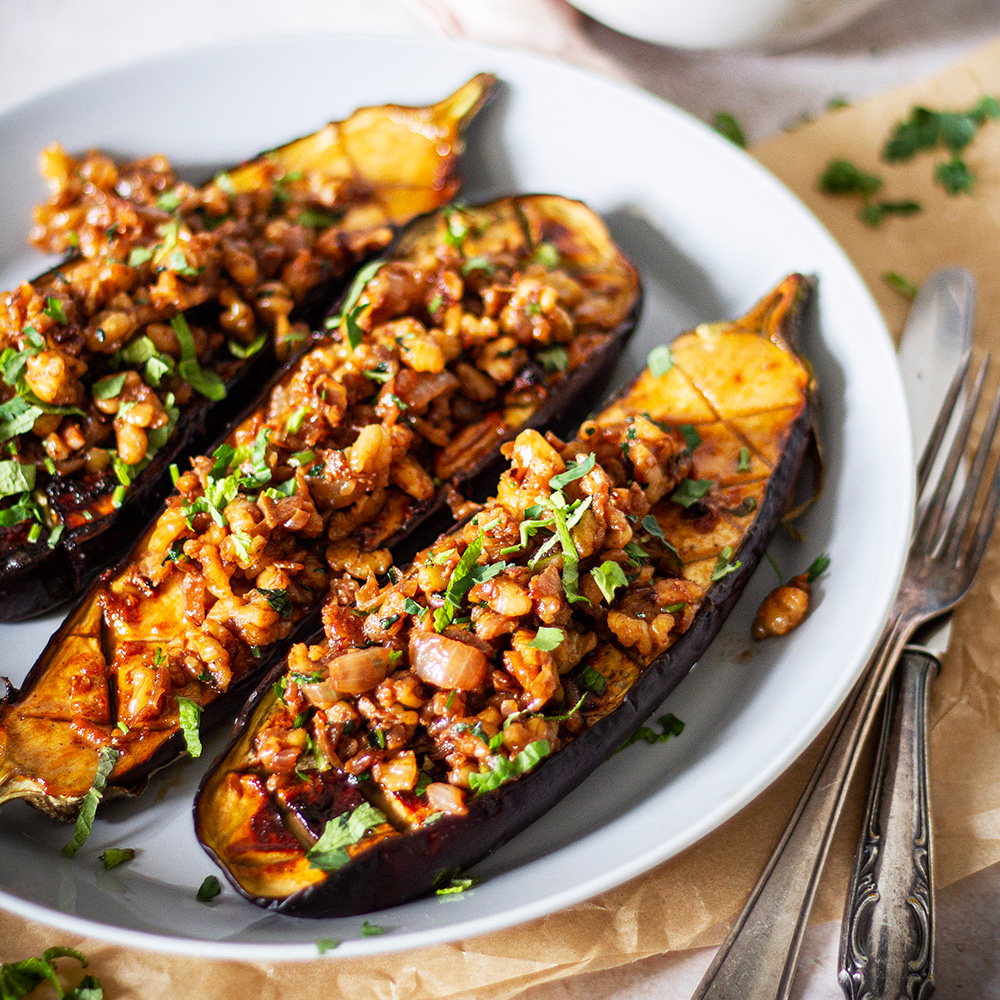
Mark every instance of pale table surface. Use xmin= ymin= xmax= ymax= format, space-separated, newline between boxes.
xmin=0 ymin=0 xmax=999 ymax=996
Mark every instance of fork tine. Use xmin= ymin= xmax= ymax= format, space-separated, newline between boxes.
xmin=942 ymin=377 xmax=1000 ymax=562
xmin=915 ymin=355 xmax=989 ymax=546
xmin=964 ymin=418 xmax=1000 ymax=571
xmin=917 ymin=349 xmax=973 ymax=493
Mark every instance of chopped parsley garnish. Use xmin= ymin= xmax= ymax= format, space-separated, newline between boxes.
xmin=0 ymin=947 xmax=96 ymax=1000
xmin=171 ymin=314 xmax=226 ymax=401
xmin=325 ymin=259 xmax=383 ymax=345
xmin=710 ymin=545 xmax=741 ymax=582
xmin=817 ymin=158 xmax=921 ymax=227
xmin=882 ymin=270 xmax=919 ymax=300
xmin=468 ymin=739 xmax=551 ymax=795
xmin=531 ymin=241 xmax=561 ymax=269
xmin=176 ymin=697 xmax=203 ymax=758
xmin=316 ymin=938 xmax=341 ymax=954
xmin=197 ymin=875 xmax=222 ymax=902
xmin=579 ymin=663 xmax=607 ymax=695
xmin=461 ymin=255 xmax=494 ymax=276
xmin=403 ymin=597 xmax=424 ymax=616
xmin=259 ymin=587 xmax=292 ymax=618
xmin=360 ymin=920 xmax=386 ymax=937
xmin=678 ymin=424 xmax=701 ymax=451
xmin=92 ymin=372 xmax=128 ymax=400
xmin=617 ymin=713 xmax=685 ymax=752
xmin=591 ymin=560 xmax=628 ymax=604
xmin=44 ymin=297 xmax=67 ymax=324
xmin=298 ymin=208 xmax=343 ymax=228
xmin=737 ymin=447 xmax=751 ymax=473
xmin=128 ymin=246 xmax=154 ymax=267
xmin=100 ymin=847 xmax=136 ymax=870
xmin=436 ymin=875 xmax=481 ymax=895
xmin=433 ymin=531 xmax=508 ymax=632
xmin=62 ymin=746 xmax=119 ymax=857
xmin=647 ymin=345 xmax=674 ymax=378
xmin=443 ymin=207 xmax=469 ymax=249
xmin=0 ymin=459 xmax=35 ymax=499
xmin=670 ymin=478 xmax=713 ymax=508
xmin=805 ymin=552 xmax=831 ymax=582
xmin=228 ymin=332 xmax=267 ymax=359
xmin=527 ymin=626 xmax=565 ymax=651
xmin=536 ymin=345 xmax=569 ymax=372
xmin=712 ymin=110 xmax=747 ymax=148
xmin=306 ymin=802 xmax=387 ymax=871
xmin=548 ymin=452 xmax=596 ymax=491
xmin=156 ymin=189 xmax=183 ymax=212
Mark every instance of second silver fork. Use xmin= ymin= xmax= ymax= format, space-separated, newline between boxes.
xmin=690 ymin=353 xmax=1000 ymax=1000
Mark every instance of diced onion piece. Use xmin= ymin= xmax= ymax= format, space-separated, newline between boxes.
xmin=373 ymin=751 xmax=418 ymax=792
xmin=425 ymin=781 xmax=468 ymax=816
xmin=325 ymin=647 xmax=394 ymax=695
xmin=408 ymin=630 xmax=488 ymax=691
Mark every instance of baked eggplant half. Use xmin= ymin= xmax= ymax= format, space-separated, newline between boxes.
xmin=194 ymin=273 xmax=815 ymax=916
xmin=0 ymin=74 xmax=495 ymax=621
xmin=0 ymin=194 xmax=641 ymax=819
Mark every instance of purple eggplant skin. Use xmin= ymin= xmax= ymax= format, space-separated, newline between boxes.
xmin=196 ymin=277 xmax=815 ymax=917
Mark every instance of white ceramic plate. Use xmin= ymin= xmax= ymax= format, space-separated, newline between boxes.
xmin=0 ymin=34 xmax=912 ymax=959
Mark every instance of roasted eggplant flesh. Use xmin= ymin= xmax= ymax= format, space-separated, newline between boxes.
xmin=0 ymin=194 xmax=640 ymax=818
xmin=0 ymin=74 xmax=495 ymax=621
xmin=194 ymin=274 xmax=814 ymax=915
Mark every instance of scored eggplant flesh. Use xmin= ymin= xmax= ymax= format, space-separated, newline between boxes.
xmin=0 ymin=74 xmax=496 ymax=622
xmin=0 ymin=193 xmax=641 ymax=819
xmin=194 ymin=273 xmax=815 ymax=915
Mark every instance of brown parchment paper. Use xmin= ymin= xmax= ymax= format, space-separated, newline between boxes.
xmin=6 ymin=35 xmax=1000 ymax=1000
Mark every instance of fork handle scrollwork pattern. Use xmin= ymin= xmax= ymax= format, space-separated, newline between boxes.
xmin=839 ymin=646 xmax=938 ymax=1000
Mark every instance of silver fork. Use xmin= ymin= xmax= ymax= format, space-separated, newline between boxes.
xmin=690 ymin=353 xmax=1000 ymax=1000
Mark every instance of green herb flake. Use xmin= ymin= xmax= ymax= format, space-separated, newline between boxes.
xmin=316 ymin=938 xmax=341 ymax=955
xmin=579 ymin=663 xmax=607 ymax=695
xmin=436 ymin=875 xmax=481 ymax=895
xmin=461 ymin=255 xmax=495 ymax=277
xmin=100 ymin=847 xmax=136 ymax=870
xmin=326 ymin=259 xmax=383 ymax=335
xmin=259 ymin=587 xmax=292 ymax=618
xmin=176 ymin=696 xmax=203 ymax=758
xmin=536 ymin=345 xmax=569 ymax=373
xmin=298 ymin=208 xmax=343 ymax=229
xmin=935 ymin=156 xmax=975 ymax=194
xmin=0 ymin=459 xmax=35 ymax=499
xmin=527 ymin=626 xmax=565 ymax=651
xmin=44 ymin=297 xmax=68 ymax=324
xmin=548 ymin=451 xmax=596 ymax=491
xmin=710 ymin=545 xmax=741 ymax=582
xmin=805 ymin=552 xmax=831 ymax=582
xmin=92 ymin=372 xmax=128 ymax=400
xmin=403 ymin=597 xmax=424 ymax=616
xmin=882 ymin=271 xmax=919 ymax=300
xmin=818 ymin=158 xmax=882 ymax=197
xmin=128 ymin=246 xmax=154 ymax=267
xmin=647 ymin=344 xmax=674 ymax=378
xmin=712 ymin=110 xmax=747 ymax=148
xmin=531 ymin=241 xmax=561 ymax=269
xmin=737 ymin=447 xmax=751 ymax=473
xmin=156 ymin=189 xmax=183 ymax=212
xmin=444 ymin=207 xmax=468 ymax=249
xmin=0 ymin=947 xmax=93 ymax=1000
xmin=171 ymin=313 xmax=226 ymax=401
xmin=591 ymin=560 xmax=629 ymax=604
xmin=63 ymin=746 xmax=119 ymax=857
xmin=617 ymin=713 xmax=685 ymax=752
xmin=670 ymin=478 xmax=713 ymax=508
xmin=360 ymin=920 xmax=386 ymax=937
xmin=468 ymin=739 xmax=551 ymax=795
xmin=306 ymin=801 xmax=387 ymax=871
xmin=197 ymin=875 xmax=222 ymax=902
xmin=228 ymin=332 xmax=267 ymax=359
xmin=678 ymin=424 xmax=701 ymax=451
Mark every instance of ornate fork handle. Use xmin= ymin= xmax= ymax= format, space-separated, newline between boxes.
xmin=691 ymin=610 xmax=913 ymax=1000
xmin=839 ymin=646 xmax=938 ymax=1000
